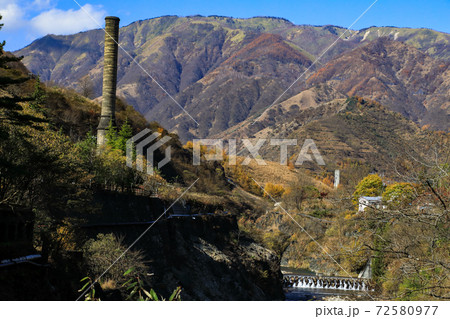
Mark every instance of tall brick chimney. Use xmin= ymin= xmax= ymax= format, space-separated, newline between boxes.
xmin=97 ymin=16 xmax=120 ymax=146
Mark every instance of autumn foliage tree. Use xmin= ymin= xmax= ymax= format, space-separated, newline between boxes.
xmin=382 ymin=182 xmax=416 ymax=208
xmin=263 ymin=183 xmax=285 ymax=199
xmin=352 ymin=174 xmax=384 ymax=206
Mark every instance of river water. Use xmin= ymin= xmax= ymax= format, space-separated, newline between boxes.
xmin=282 ymin=267 xmax=365 ymax=301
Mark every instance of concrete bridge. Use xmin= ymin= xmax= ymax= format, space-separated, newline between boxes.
xmin=283 ymin=275 xmax=372 ymax=291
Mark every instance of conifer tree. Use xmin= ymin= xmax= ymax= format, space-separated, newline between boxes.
xmin=30 ymin=76 xmax=46 ymax=110
xmin=105 ymin=119 xmax=118 ymax=148
xmin=116 ymin=119 xmax=133 ymax=154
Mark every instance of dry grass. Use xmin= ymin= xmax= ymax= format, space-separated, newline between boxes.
xmin=100 ymin=279 xmax=117 ymax=291
xmin=241 ymin=158 xmax=331 ymax=191
xmin=185 ymin=192 xmax=227 ymax=206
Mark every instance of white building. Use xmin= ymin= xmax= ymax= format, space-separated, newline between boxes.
xmin=358 ymin=196 xmax=383 ymax=212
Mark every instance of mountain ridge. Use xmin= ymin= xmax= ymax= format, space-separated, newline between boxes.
xmin=14 ymin=15 xmax=450 ymax=140
xmin=306 ymin=38 xmax=450 ymax=129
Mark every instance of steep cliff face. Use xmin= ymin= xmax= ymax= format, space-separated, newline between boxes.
xmin=80 ymin=192 xmax=284 ymax=301
xmin=146 ymin=217 xmax=284 ymax=300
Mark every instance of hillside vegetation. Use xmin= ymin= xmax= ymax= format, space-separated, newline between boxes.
xmin=1 ymin=47 xmax=284 ymax=300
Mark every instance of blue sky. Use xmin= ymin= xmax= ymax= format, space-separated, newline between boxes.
xmin=1 ymin=0 xmax=449 ymax=51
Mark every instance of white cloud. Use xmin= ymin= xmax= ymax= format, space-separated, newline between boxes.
xmin=31 ymin=0 xmax=53 ymax=10
xmin=1 ymin=2 xmax=108 ymax=50
xmin=30 ymin=4 xmax=106 ymax=35
xmin=0 ymin=1 xmax=26 ymax=31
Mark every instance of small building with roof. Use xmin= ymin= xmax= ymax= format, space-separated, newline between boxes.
xmin=358 ymin=196 xmax=383 ymax=212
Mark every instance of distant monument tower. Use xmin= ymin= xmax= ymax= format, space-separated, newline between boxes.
xmin=97 ymin=16 xmax=120 ymax=146
xmin=334 ymin=169 xmax=340 ymax=189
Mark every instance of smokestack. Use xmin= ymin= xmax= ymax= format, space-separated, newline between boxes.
xmin=97 ymin=16 xmax=120 ymax=146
